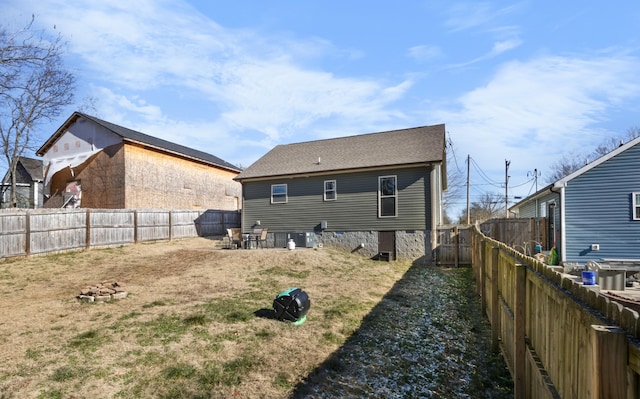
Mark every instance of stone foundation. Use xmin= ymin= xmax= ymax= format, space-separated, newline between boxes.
xmin=319 ymin=230 xmax=433 ymax=264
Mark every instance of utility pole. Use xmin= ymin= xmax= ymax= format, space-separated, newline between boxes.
xmin=505 ymin=160 xmax=510 ymax=218
xmin=528 ymin=168 xmax=540 ymax=192
xmin=466 ymin=154 xmax=470 ymax=224
xmin=528 ymin=168 xmax=541 ymax=217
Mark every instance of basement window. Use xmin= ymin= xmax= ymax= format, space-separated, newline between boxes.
xmin=633 ymin=193 xmax=640 ymax=220
xmin=378 ymin=175 xmax=397 ymax=218
xmin=271 ymin=184 xmax=287 ymax=204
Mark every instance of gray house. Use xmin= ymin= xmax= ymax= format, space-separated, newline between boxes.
xmin=511 ymin=135 xmax=640 ymax=266
xmin=1 ymin=157 xmax=44 ymax=209
xmin=234 ymin=124 xmax=447 ymax=263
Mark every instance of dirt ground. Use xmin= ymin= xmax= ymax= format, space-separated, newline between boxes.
xmin=0 ymin=237 xmax=512 ymax=398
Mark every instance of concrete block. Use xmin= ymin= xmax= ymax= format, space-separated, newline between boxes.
xmin=111 ymin=291 xmax=128 ymax=300
xmin=77 ymin=295 xmax=95 ymax=302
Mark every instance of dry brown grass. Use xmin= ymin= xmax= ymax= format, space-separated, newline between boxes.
xmin=0 ymin=238 xmax=414 ymax=398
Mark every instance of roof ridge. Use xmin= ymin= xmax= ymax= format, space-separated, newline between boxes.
xmin=280 ymin=124 xmax=445 ymax=147
xmin=76 ymin=112 xmax=240 ymax=172
xmin=236 ymin=124 xmax=445 ymax=181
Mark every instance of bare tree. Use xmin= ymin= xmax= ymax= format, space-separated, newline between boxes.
xmin=0 ymin=16 xmax=75 ymax=207
xmin=546 ymin=151 xmax=587 ymax=183
xmin=545 ymin=127 xmax=640 ymax=183
xmin=457 ymin=192 xmax=504 ymax=224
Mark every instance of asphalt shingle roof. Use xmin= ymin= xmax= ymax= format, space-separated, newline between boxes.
xmin=37 ymin=112 xmax=241 ymax=173
xmin=18 ymin=157 xmax=44 ymax=181
xmin=235 ymin=124 xmax=445 ymax=180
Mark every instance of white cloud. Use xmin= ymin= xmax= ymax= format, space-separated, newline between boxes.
xmin=444 ymin=2 xmax=522 ymax=32
xmin=489 ymin=38 xmax=523 ymax=57
xmin=215 ymin=61 xmax=411 ymax=143
xmin=435 ymin=53 xmax=640 ymax=198
xmin=408 ymin=45 xmax=443 ymax=62
xmin=90 ymin=87 xmax=165 ymax=125
xmin=6 ymin=0 xmax=413 ymax=164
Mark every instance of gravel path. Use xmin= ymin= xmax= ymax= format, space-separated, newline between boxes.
xmin=291 ymin=266 xmax=514 ymax=398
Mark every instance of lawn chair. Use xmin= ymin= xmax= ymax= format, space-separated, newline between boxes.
xmin=230 ymin=228 xmax=242 ymax=249
xmin=223 ymin=228 xmax=233 ymax=249
xmin=257 ymin=228 xmax=268 ymax=248
xmin=250 ymin=228 xmax=262 ymax=249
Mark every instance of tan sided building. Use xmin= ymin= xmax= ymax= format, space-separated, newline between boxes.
xmin=36 ymin=112 xmax=242 ymax=209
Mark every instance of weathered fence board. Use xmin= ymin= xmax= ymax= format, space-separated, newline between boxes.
xmin=0 ymin=209 xmax=240 ymax=259
xmin=434 ymin=225 xmax=472 ymax=266
xmin=0 ymin=212 xmax=27 ymax=257
xmin=481 ymin=217 xmax=547 ymax=252
xmin=137 ymin=210 xmax=171 ymax=242
xmin=90 ymin=209 xmax=135 ymax=247
xmin=29 ymin=210 xmax=87 ymax=254
xmin=170 ymin=210 xmax=201 ymax=239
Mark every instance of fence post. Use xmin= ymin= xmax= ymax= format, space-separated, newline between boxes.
xmin=25 ymin=210 xmax=31 ymax=256
xmin=480 ymin=239 xmax=486 ymax=315
xmin=134 ymin=210 xmax=139 ymax=243
xmin=454 ymin=226 xmax=459 ymax=268
xmin=85 ymin=209 xmax=91 ymax=249
xmin=591 ymin=325 xmax=626 ymax=399
xmin=514 ymin=262 xmax=526 ymax=398
xmin=168 ymin=211 xmax=173 ymax=241
xmin=491 ymin=246 xmax=500 ymax=353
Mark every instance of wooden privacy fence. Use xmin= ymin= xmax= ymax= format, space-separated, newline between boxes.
xmin=471 ymin=224 xmax=640 ymax=399
xmin=434 ymin=225 xmax=472 ymax=266
xmin=480 ymin=217 xmax=547 ymax=251
xmin=0 ymin=208 xmax=240 ymax=259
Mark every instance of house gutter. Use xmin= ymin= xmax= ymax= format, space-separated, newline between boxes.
xmin=234 ymin=162 xmax=437 ymax=183
xmin=430 ymin=165 xmax=439 ymax=252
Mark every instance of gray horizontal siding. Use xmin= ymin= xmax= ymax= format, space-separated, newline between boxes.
xmin=242 ymin=167 xmax=431 ymax=233
xmin=565 ymin=143 xmax=640 ymax=263
xmin=517 ymin=191 xmax=559 ymax=218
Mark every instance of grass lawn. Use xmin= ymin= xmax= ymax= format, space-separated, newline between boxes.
xmin=0 ymin=237 xmax=512 ymax=398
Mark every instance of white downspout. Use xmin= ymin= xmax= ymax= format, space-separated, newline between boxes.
xmin=33 ymin=181 xmax=39 ymax=208
xmin=559 ymin=185 xmax=566 ymax=263
xmin=430 ymin=165 xmax=439 ymax=251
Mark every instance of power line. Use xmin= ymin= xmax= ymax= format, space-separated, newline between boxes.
xmin=510 ymin=178 xmax=535 ymax=189
xmin=469 ymin=157 xmax=503 ymax=187
xmin=446 ymin=132 xmax=464 ymax=174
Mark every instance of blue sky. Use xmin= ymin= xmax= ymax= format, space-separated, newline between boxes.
xmin=3 ymin=1 xmax=640 ymax=216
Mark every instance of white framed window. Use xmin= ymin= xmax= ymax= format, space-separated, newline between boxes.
xmin=324 ymin=180 xmax=337 ymax=201
xmin=271 ymin=184 xmax=287 ymax=204
xmin=633 ymin=193 xmax=640 ymax=220
xmin=378 ymin=175 xmax=397 ymax=217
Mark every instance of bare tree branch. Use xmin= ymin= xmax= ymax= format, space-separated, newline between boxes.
xmin=0 ymin=17 xmax=75 ymax=208
xmin=457 ymin=192 xmax=504 ymax=224
xmin=545 ymin=127 xmax=640 ymax=184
